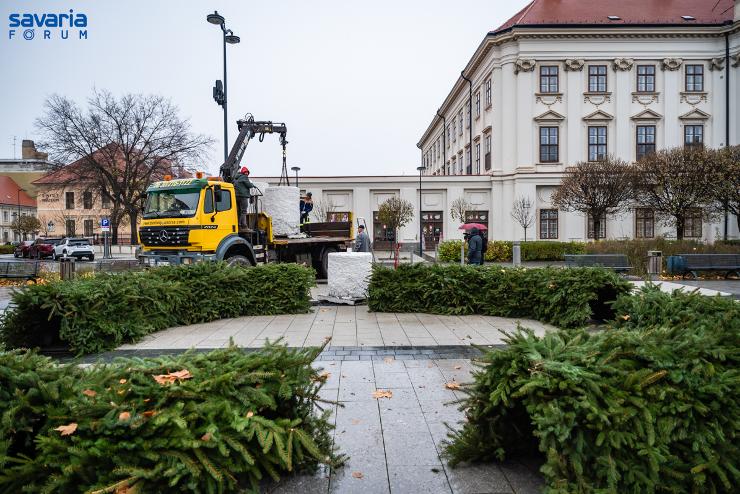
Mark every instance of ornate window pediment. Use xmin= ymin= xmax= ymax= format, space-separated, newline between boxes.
xmin=582 ymin=110 xmax=614 ymax=122
xmin=514 ymin=58 xmax=536 ymax=74
xmin=534 ymin=110 xmax=565 ymax=122
xmin=631 ymin=109 xmax=663 ymax=121
xmin=679 ymin=108 xmax=710 ymax=121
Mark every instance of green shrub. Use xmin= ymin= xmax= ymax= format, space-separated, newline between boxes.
xmin=0 ymin=343 xmax=340 ymax=493
xmin=438 ymin=240 xmax=585 ymax=263
xmin=584 ymin=238 xmax=740 ymax=276
xmin=0 ymin=263 xmax=315 ymax=355
xmin=0 ymin=245 xmax=14 ymax=255
xmin=367 ymin=264 xmax=631 ymax=327
xmin=445 ymin=290 xmax=740 ymax=493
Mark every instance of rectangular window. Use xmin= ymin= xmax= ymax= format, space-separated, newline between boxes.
xmin=372 ymin=211 xmax=395 ymax=250
xmin=465 ymin=210 xmax=489 ymax=230
xmin=458 ymin=111 xmax=463 ymax=136
xmin=447 ymin=124 xmax=452 ymax=146
xmin=475 ymin=142 xmax=480 ymax=174
xmin=101 ymin=190 xmax=111 ymax=208
xmin=635 ymin=208 xmax=654 ymax=238
xmin=475 ymin=92 xmax=481 ymax=118
xmin=421 ymin=211 xmax=444 ymax=248
xmin=83 ymin=191 xmax=93 ymax=209
xmin=588 ymin=65 xmax=607 ymax=92
xmin=65 ymin=191 xmax=75 ymax=210
xmin=637 ymin=65 xmax=655 ymax=92
xmin=539 ymin=127 xmax=559 ymax=163
xmin=636 ymin=125 xmax=656 ymax=160
xmin=588 ymin=126 xmax=607 ymax=161
xmin=587 ymin=213 xmax=607 ymax=239
xmin=484 ymin=134 xmax=492 ymax=171
xmin=465 ymin=100 xmax=470 ymax=128
xmin=485 ymin=79 xmax=492 ymax=107
xmin=684 ymin=125 xmax=704 ymax=147
xmin=3 ymin=211 xmax=7 ymax=223
xmin=539 ymin=209 xmax=558 ymax=239
xmin=684 ymin=208 xmax=703 ymax=238
xmin=465 ymin=148 xmax=472 ymax=175
xmin=83 ymin=219 xmax=94 ymax=237
xmin=685 ymin=65 xmax=704 ymax=92
xmin=65 ymin=219 xmax=76 ymax=237
xmin=539 ymin=66 xmax=559 ymax=93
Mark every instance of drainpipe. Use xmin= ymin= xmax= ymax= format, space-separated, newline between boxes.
xmin=461 ymin=70 xmax=473 ymax=174
xmin=723 ymin=32 xmax=730 ymax=240
xmin=437 ymin=109 xmax=446 ymax=175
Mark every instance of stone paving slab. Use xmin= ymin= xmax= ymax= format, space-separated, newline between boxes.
xmin=265 ymin=358 xmax=544 ymax=494
xmin=115 ymin=306 xmax=554 ymax=351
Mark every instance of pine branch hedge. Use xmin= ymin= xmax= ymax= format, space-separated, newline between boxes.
xmin=445 ymin=287 xmax=740 ymax=493
xmin=0 ymin=263 xmax=315 ymax=355
xmin=0 ymin=343 xmax=340 ymax=493
xmin=367 ymin=265 xmax=631 ymax=327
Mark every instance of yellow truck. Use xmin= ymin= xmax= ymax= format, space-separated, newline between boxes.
xmin=137 ymin=117 xmax=353 ymax=277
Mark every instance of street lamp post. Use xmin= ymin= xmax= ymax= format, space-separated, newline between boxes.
xmin=207 ymin=11 xmax=240 ymax=162
xmin=291 ymin=166 xmax=301 ymax=189
xmin=416 ymin=166 xmax=426 ymax=257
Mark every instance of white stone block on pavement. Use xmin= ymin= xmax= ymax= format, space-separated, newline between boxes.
xmin=328 ymin=252 xmax=373 ymax=299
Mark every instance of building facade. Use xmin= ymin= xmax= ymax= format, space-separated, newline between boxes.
xmin=0 ymin=176 xmax=37 ymax=243
xmin=417 ymin=0 xmax=740 ymax=241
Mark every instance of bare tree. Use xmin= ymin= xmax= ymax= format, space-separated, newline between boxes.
xmin=377 ymin=197 xmax=414 ymax=262
xmin=11 ymin=216 xmax=41 ymax=239
xmin=711 ymin=145 xmax=740 ymax=238
xmin=510 ymin=196 xmax=534 ymax=241
xmin=449 ymin=197 xmax=472 ymax=224
xmin=311 ymin=198 xmax=336 ymax=222
xmin=552 ymin=156 xmax=634 ymax=241
xmin=35 ymin=90 xmax=212 ymax=244
xmin=632 ymin=147 xmax=717 ymax=240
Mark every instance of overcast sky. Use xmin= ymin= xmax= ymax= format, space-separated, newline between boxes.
xmin=1 ymin=0 xmax=528 ymax=177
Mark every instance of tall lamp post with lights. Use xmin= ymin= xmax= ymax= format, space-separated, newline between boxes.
xmin=207 ymin=11 xmax=241 ymax=162
xmin=416 ymin=166 xmax=426 ymax=257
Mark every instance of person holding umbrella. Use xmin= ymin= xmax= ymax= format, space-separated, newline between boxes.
xmin=467 ymin=227 xmax=484 ymax=265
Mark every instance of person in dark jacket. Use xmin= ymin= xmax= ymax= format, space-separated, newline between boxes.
xmin=354 ymin=225 xmax=371 ymax=252
xmin=234 ymin=166 xmax=254 ymax=230
xmin=300 ymin=192 xmax=313 ymax=224
xmin=467 ymin=227 xmax=483 ymax=265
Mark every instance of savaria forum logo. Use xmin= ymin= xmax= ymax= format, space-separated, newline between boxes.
xmin=8 ymin=9 xmax=88 ymax=40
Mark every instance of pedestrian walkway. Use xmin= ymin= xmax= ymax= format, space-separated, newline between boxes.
xmin=266 ymin=358 xmax=544 ymax=494
xmin=117 ymin=307 xmax=555 ymax=351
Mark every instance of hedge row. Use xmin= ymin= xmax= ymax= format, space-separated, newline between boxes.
xmin=367 ymin=265 xmax=631 ymax=327
xmin=437 ymin=240 xmax=586 ymax=263
xmin=0 ymin=344 xmax=340 ymax=493
xmin=0 ymin=263 xmax=315 ymax=355
xmin=0 ymin=245 xmax=14 ymax=255
xmin=445 ymin=287 xmax=740 ymax=493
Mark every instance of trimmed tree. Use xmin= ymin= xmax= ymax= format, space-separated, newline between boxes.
xmin=11 ymin=216 xmax=42 ymax=239
xmin=712 ymin=145 xmax=740 ymax=238
xmin=377 ymin=197 xmax=414 ymax=263
xmin=632 ymin=147 xmax=717 ymax=240
xmin=552 ymin=156 xmax=633 ymax=241
xmin=510 ymin=196 xmax=534 ymax=241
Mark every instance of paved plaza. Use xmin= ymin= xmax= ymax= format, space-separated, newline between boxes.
xmin=266 ymin=358 xmax=544 ymax=494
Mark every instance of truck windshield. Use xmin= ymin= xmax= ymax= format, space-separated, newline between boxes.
xmin=144 ymin=188 xmax=201 ymax=218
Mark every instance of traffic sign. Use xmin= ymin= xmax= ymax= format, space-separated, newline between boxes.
xmin=101 ymin=218 xmax=110 ymax=232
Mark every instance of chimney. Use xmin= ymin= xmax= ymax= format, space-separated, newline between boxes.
xmin=21 ymin=140 xmax=48 ymax=161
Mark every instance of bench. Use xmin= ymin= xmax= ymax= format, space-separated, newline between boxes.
xmin=668 ymin=254 xmax=740 ymax=279
xmin=564 ymin=254 xmax=632 ymax=273
xmin=0 ymin=261 xmax=40 ymax=280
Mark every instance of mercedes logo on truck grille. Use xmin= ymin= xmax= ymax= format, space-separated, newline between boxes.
xmin=159 ymin=229 xmax=170 ymax=242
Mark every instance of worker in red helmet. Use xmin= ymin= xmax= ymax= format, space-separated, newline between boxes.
xmin=234 ymin=166 xmax=255 ymax=230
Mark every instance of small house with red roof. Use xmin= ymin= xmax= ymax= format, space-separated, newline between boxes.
xmin=0 ymin=175 xmax=37 ymax=243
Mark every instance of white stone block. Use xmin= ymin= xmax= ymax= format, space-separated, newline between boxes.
xmin=263 ymin=186 xmax=300 ymax=236
xmin=327 ymin=252 xmax=373 ymax=299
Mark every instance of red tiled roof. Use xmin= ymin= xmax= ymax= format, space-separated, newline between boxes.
xmin=493 ymin=0 xmax=735 ymax=34
xmin=0 ymin=176 xmax=36 ymax=207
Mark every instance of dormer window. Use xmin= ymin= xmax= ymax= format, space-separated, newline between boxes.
xmin=607 ymin=15 xmax=621 ymax=21
xmin=681 ymin=15 xmax=695 ymax=21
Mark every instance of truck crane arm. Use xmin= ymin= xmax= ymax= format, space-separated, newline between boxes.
xmin=219 ymin=114 xmax=289 ymax=184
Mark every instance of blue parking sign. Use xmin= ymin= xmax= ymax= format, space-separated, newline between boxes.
xmin=101 ymin=218 xmax=110 ymax=232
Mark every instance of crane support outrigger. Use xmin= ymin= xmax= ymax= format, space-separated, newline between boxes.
xmin=137 ymin=114 xmax=353 ymax=277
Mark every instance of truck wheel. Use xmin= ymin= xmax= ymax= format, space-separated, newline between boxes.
xmin=318 ymin=247 xmax=338 ymax=279
xmin=225 ymin=255 xmax=252 ymax=267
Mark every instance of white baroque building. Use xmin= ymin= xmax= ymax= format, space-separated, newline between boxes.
xmin=417 ymin=0 xmax=740 ymax=242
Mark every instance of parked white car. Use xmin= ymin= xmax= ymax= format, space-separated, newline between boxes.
xmin=52 ymin=238 xmax=95 ymax=261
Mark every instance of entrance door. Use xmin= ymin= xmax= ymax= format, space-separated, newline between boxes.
xmin=421 ymin=211 xmax=443 ymax=249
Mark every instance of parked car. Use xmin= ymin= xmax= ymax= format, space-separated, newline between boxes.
xmin=13 ymin=240 xmax=34 ymax=258
xmin=52 ymin=238 xmax=95 ymax=261
xmin=28 ymin=238 xmax=63 ymax=259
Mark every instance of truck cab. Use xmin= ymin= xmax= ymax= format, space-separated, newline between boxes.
xmin=138 ymin=177 xmax=260 ymax=266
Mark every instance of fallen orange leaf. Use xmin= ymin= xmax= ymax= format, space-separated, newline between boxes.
xmin=372 ymin=389 xmax=393 ymax=399
xmin=383 ymin=357 xmax=394 ymax=364
xmin=454 ymin=365 xmax=462 ymax=370
xmin=55 ymin=423 xmax=78 ymax=436
xmin=352 ymin=472 xmax=364 ymax=479
xmin=143 ymin=410 xmax=157 ymax=418
xmin=621 ymin=315 xmax=631 ymax=321
xmin=119 ymin=379 xmax=127 ymax=384
xmin=201 ymin=432 xmax=212 ymax=442
xmin=445 ymin=380 xmax=461 ymax=390
xmin=246 ymin=411 xmax=254 ymax=418
xmin=152 ymin=369 xmax=193 ymax=385
xmin=119 ymin=411 xmax=131 ymax=421
xmin=82 ymin=389 xmax=97 ymax=397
